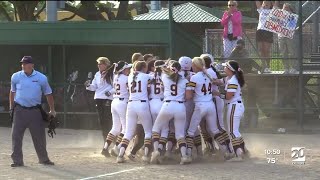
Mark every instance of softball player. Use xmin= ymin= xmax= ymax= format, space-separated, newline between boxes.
xmin=116 ymin=61 xmax=153 ymax=163
xmin=178 ymin=57 xmax=203 ymax=158
xmin=200 ymin=54 xmax=232 ymax=156
xmin=163 ymin=59 xmax=178 ymax=158
xmin=185 ymin=57 xmax=219 ymax=162
xmin=213 ymin=60 xmax=248 ymax=160
xmin=102 ymin=61 xmax=131 ymax=156
xmin=151 ymin=61 xmax=191 ymax=165
xmin=149 ymin=60 xmax=166 ymax=123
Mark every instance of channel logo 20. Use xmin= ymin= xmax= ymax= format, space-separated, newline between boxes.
xmin=291 ymin=147 xmax=305 ymax=164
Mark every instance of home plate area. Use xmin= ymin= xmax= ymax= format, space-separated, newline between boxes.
xmin=0 ymin=127 xmax=319 ymax=180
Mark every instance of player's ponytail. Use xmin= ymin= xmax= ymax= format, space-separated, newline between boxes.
xmin=202 ymin=55 xmax=222 ymax=79
xmin=154 ymin=60 xmax=165 ymax=83
xmin=132 ymin=61 xmax=147 ymax=83
xmin=211 ymin=65 xmax=222 ymax=79
xmin=170 ymin=62 xmax=181 ymax=85
xmin=147 ymin=59 xmax=156 ymax=74
xmin=96 ymin=57 xmax=114 ymax=84
xmin=163 ymin=61 xmax=181 ymax=84
xmin=228 ymin=60 xmax=245 ymax=87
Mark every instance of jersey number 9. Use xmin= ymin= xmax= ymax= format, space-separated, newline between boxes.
xmin=131 ymin=81 xmax=142 ymax=93
xmin=201 ymin=83 xmax=212 ymax=95
xmin=170 ymin=84 xmax=177 ymax=96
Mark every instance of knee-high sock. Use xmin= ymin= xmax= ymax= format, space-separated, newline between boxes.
xmin=119 ymin=138 xmax=130 ymax=157
xmin=104 ymin=133 xmax=116 ymax=150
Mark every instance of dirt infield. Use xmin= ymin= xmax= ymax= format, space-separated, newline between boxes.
xmin=0 ymin=127 xmax=319 ymax=180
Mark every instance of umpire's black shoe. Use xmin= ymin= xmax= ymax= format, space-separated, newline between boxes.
xmin=39 ymin=160 xmax=55 ymax=166
xmin=11 ymin=162 xmax=24 ymax=167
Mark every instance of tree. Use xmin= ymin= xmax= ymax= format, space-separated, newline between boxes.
xmin=0 ymin=1 xmax=133 ymax=21
xmin=59 ymin=1 xmax=131 ymax=21
xmin=0 ymin=1 xmax=14 ymax=21
xmin=10 ymin=1 xmax=45 ymax=21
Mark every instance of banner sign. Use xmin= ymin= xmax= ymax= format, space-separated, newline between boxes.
xmin=264 ymin=8 xmax=299 ymax=39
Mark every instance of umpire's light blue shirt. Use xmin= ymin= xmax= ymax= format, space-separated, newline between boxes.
xmin=11 ymin=70 xmax=52 ymax=107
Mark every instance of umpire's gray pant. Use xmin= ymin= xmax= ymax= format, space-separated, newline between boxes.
xmin=11 ymin=105 xmax=49 ymax=164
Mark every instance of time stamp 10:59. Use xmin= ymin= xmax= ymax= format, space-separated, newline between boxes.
xmin=265 ymin=149 xmax=281 ymax=164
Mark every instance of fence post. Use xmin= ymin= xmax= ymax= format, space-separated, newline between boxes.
xmin=205 ymin=29 xmax=209 ymax=53
xmin=47 ymin=46 xmax=52 ymax=83
xmin=313 ymin=1 xmax=319 ymax=53
xmin=168 ymin=1 xmax=174 ymax=58
xmin=62 ymin=45 xmax=67 ymax=128
xmin=298 ymin=1 xmax=304 ymax=128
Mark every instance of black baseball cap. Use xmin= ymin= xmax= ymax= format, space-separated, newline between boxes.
xmin=20 ymin=56 xmax=33 ymax=64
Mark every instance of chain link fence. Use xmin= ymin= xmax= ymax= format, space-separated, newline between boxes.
xmin=203 ymin=29 xmax=317 ymax=72
xmin=202 ymin=3 xmax=320 ymax=128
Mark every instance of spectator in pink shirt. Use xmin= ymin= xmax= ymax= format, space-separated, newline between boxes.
xmin=221 ymin=0 xmax=242 ymax=60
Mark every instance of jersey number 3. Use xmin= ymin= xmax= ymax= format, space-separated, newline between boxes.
xmin=201 ymin=83 xmax=212 ymax=95
xmin=131 ymin=81 xmax=142 ymax=93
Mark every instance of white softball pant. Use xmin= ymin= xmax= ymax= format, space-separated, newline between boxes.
xmin=214 ymin=96 xmax=226 ymax=131
xmin=149 ymin=98 xmax=163 ymax=124
xmin=188 ymin=101 xmax=219 ymax=137
xmin=124 ymin=100 xmax=153 ymax=140
xmin=110 ymin=98 xmax=128 ymax=135
xmin=226 ymin=101 xmax=245 ymax=138
xmin=185 ymin=100 xmax=200 ymax=136
xmin=152 ymin=101 xmax=186 ymax=140
xmin=150 ymin=98 xmax=168 ymax=137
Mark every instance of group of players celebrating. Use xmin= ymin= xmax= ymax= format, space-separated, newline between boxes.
xmin=86 ymin=53 xmax=250 ymax=165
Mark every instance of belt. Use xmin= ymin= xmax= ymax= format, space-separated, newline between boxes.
xmin=115 ymin=98 xmax=126 ymax=101
xmin=164 ymin=100 xmax=184 ymax=103
xmin=227 ymin=101 xmax=242 ymax=105
xmin=15 ymin=103 xmax=40 ymax=110
xmin=149 ymin=98 xmax=164 ymax=101
xmin=128 ymin=100 xmax=147 ymax=102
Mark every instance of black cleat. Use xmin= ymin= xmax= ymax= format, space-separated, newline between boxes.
xmin=40 ymin=160 xmax=55 ymax=166
xmin=11 ymin=163 xmax=24 ymax=167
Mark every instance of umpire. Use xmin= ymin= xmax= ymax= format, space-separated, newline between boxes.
xmin=9 ymin=56 xmax=56 ymax=167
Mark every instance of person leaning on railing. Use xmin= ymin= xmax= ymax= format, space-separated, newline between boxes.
xmin=278 ymin=3 xmax=298 ymax=74
xmin=229 ymin=39 xmax=262 ymax=74
xmin=220 ymin=0 xmax=242 ymax=60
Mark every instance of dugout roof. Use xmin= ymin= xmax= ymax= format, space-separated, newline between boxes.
xmin=133 ymin=2 xmax=258 ymax=23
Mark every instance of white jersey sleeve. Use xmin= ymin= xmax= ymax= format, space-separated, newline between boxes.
xmin=224 ymin=75 xmax=242 ymax=103
xmin=113 ymin=74 xmax=129 ymax=99
xmin=128 ymin=72 xmax=151 ymax=101
xmin=225 ymin=76 xmax=239 ymax=93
